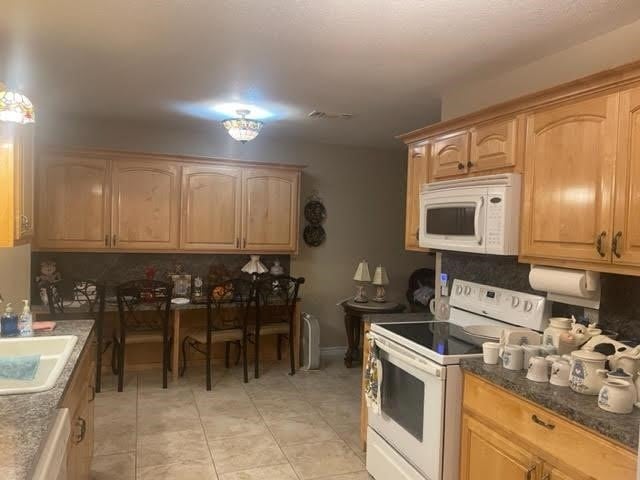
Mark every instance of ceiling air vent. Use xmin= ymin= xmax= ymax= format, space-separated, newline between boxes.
xmin=308 ymin=110 xmax=353 ymax=120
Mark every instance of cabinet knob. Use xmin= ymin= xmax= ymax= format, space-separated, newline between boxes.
xmin=104 ymin=235 xmax=109 ymax=247
xmin=74 ymin=417 xmax=87 ymax=444
xmin=415 ymin=228 xmax=419 ymax=241
xmin=112 ymin=234 xmax=117 ymax=246
xmin=243 ymin=238 xmax=247 ymax=248
xmin=467 ymin=161 xmax=474 ymax=168
xmin=531 ymin=414 xmax=555 ymax=430
xmin=457 ymin=163 xmax=465 ymax=170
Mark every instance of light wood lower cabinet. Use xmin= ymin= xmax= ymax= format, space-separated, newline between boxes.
xmin=181 ymin=164 xmax=242 ymax=250
xmin=461 ymin=373 xmax=636 ymax=480
xmin=0 ymin=124 xmax=35 ymax=247
xmin=62 ymin=332 xmax=96 ymax=480
xmin=242 ymin=168 xmax=300 ymax=252
xmin=111 ymin=160 xmax=180 ymax=250
xmin=35 ymin=149 xmax=303 ymax=253
xmin=405 ymin=143 xmax=429 ymax=251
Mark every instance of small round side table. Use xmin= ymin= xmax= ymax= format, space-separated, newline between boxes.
xmin=341 ymin=299 xmax=405 ymax=367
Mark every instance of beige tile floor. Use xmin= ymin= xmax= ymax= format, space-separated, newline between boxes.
xmin=91 ymin=355 xmax=371 ymax=480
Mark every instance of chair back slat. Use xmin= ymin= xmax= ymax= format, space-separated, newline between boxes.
xmin=116 ymin=279 xmax=173 ymax=332
xmin=255 ymin=275 xmax=304 ymax=324
xmin=207 ymin=278 xmax=255 ymax=331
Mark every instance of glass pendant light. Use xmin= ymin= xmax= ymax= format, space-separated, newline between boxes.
xmin=222 ymin=109 xmax=263 ymax=143
xmin=0 ymin=84 xmax=35 ymax=124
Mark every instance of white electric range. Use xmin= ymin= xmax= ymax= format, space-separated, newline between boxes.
xmin=366 ymin=279 xmax=551 ymax=480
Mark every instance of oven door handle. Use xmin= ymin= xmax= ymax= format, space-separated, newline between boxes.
xmin=474 ymin=196 xmax=484 ymax=245
xmin=373 ymin=334 xmax=445 ymax=379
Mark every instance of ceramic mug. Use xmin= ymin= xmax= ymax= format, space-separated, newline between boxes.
xmin=483 ymin=342 xmax=501 ymax=365
xmin=598 ymin=379 xmax=635 ymax=414
xmin=502 ymin=344 xmax=524 ymax=371
xmin=526 ymin=356 xmax=549 ymax=382
xmin=522 ymin=345 xmax=540 ymax=366
xmin=550 ymin=359 xmax=571 ymax=387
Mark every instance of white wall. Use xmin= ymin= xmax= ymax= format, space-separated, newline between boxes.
xmin=38 ymin=118 xmax=434 ymax=347
xmin=0 ymin=244 xmax=31 ymax=308
xmin=441 ymin=18 xmax=640 ymax=119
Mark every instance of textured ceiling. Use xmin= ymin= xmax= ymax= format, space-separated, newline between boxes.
xmin=2 ymin=1 xmax=640 ymax=148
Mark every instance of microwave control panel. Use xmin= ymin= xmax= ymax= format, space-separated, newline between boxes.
xmin=485 ymin=191 xmax=505 ymax=250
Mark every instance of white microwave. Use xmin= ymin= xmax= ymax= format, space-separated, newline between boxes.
xmin=419 ymin=173 xmax=521 ymax=255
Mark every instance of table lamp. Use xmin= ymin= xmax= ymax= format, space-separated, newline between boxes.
xmin=241 ymin=255 xmax=268 ymax=279
xmin=353 ymin=260 xmax=371 ymax=303
xmin=372 ymin=265 xmax=389 ymax=302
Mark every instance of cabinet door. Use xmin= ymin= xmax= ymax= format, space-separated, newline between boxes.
xmin=470 ymin=117 xmax=518 ymax=173
xmin=181 ymin=164 xmax=242 ymax=250
xmin=460 ymin=414 xmax=541 ymax=480
xmin=111 ymin=160 xmax=180 ymax=250
xmin=242 ymin=168 xmax=300 ymax=252
xmin=613 ymin=87 xmax=640 ymax=266
xmin=520 ymin=94 xmax=618 ymax=262
xmin=405 ymin=144 xmax=430 ymax=251
xmin=431 ymin=131 xmax=470 ymax=179
xmin=37 ymin=154 xmax=111 ymax=249
xmin=543 ymin=465 xmax=590 ymax=480
xmin=13 ymin=125 xmax=35 ymax=241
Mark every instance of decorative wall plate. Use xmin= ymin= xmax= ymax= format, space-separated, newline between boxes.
xmin=304 ymin=200 xmax=327 ymax=225
xmin=303 ymin=224 xmax=326 ymax=247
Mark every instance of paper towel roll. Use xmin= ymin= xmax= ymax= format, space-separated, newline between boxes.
xmin=529 ymin=266 xmax=598 ymax=299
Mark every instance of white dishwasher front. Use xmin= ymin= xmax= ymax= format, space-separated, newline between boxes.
xmin=32 ymin=408 xmax=71 ymax=480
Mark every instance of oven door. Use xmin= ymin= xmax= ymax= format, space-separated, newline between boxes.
xmin=368 ymin=333 xmax=446 ymax=480
xmin=419 ymin=188 xmax=487 ymax=253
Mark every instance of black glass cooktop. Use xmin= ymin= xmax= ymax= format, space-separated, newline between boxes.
xmin=379 ymin=321 xmax=483 ymax=356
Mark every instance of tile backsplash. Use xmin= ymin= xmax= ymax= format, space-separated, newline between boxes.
xmin=441 ymin=252 xmax=640 ymax=341
xmin=31 ymin=252 xmax=290 ymax=305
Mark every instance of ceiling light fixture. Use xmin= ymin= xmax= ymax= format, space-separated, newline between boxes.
xmin=222 ymin=109 xmax=263 ymax=143
xmin=0 ymin=84 xmax=35 ymax=124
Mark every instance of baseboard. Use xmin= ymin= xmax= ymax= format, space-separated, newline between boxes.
xmin=320 ymin=346 xmax=347 ymax=356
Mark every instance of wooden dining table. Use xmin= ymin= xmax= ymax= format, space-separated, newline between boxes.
xmin=34 ymin=299 xmax=302 ymax=382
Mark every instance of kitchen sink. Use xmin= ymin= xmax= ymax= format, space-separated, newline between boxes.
xmin=0 ymin=335 xmax=78 ymax=395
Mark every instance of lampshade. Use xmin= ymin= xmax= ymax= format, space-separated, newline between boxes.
xmin=353 ymin=260 xmax=371 ymax=282
xmin=372 ymin=266 xmax=389 ymax=286
xmin=0 ymin=84 xmax=35 ymax=124
xmin=222 ymin=109 xmax=263 ymax=143
xmin=241 ymin=255 xmax=268 ymax=275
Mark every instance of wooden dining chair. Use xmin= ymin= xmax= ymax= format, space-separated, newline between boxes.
xmin=44 ymin=279 xmax=107 ymax=392
xmin=253 ymin=275 xmax=305 ymax=378
xmin=180 ymin=278 xmax=255 ymax=389
xmin=114 ymin=279 xmax=173 ymax=391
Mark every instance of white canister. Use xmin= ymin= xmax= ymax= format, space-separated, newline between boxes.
xmin=526 ymin=356 xmax=549 ymax=383
xmin=502 ymin=344 xmax=524 ymax=371
xmin=569 ymin=350 xmax=607 ymax=395
xmin=482 ymin=342 xmax=501 ymax=365
xmin=550 ymin=359 xmax=571 ymax=387
xmin=543 ymin=317 xmax=572 ymax=348
xmin=598 ymin=379 xmax=635 ymax=414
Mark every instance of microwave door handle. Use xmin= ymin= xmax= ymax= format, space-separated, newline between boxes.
xmin=374 ymin=336 xmax=443 ymax=378
xmin=474 ymin=197 xmax=484 ymax=245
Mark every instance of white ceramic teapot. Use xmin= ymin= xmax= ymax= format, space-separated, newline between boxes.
xmin=609 ymin=346 xmax=640 ymax=377
xmin=569 ymin=350 xmax=607 ymax=395
xmin=598 ymin=378 xmax=635 ymax=414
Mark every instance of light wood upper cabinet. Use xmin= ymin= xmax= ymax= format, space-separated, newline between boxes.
xmin=431 ymin=131 xmax=470 ymax=179
xmin=613 ymin=87 xmax=640 ymax=267
xmin=181 ymin=165 xmax=242 ymax=250
xmin=405 ymin=143 xmax=429 ymax=251
xmin=520 ymin=94 xmax=619 ymax=263
xmin=242 ymin=168 xmax=300 ymax=252
xmin=111 ymin=160 xmax=180 ymax=250
xmin=37 ymin=153 xmax=111 ymax=249
xmin=460 ymin=414 xmax=540 ymax=480
xmin=0 ymin=124 xmax=34 ymax=247
xmin=469 ymin=117 xmax=518 ymax=173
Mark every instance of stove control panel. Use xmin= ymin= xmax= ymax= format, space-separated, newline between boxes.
xmin=449 ymin=279 xmax=550 ymax=331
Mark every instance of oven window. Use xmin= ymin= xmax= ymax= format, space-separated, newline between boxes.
xmin=380 ymin=357 xmax=424 ymax=441
xmin=426 ymin=206 xmax=475 ymax=236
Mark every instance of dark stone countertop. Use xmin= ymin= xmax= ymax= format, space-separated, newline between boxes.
xmin=0 ymin=320 xmax=94 ymax=480
xmin=461 ymin=357 xmax=640 ymax=451
xmin=363 ymin=312 xmax=436 ymax=324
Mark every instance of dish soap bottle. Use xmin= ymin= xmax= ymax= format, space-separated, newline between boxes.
xmin=19 ymin=299 xmax=32 ymax=336
xmin=1 ymin=303 xmax=19 ymax=337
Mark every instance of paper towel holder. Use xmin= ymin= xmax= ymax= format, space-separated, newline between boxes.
xmin=529 ymin=265 xmax=601 ymax=310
